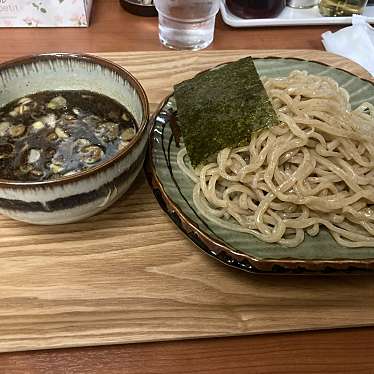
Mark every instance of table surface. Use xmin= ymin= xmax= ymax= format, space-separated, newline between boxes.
xmin=1 ymin=0 xmax=374 ymax=373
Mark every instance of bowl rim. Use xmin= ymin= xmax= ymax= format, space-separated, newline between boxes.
xmin=0 ymin=52 xmax=150 ymax=188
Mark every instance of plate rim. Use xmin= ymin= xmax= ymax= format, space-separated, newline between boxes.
xmin=145 ymin=56 xmax=374 ymax=275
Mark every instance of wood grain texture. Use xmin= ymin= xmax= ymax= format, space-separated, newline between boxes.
xmin=0 ymin=50 xmax=372 ymax=354
xmin=2 ymin=328 xmax=374 ymax=374
xmin=0 ymin=0 xmax=338 ymax=60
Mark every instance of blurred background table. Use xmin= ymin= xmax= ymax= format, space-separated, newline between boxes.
xmin=0 ymin=0 xmax=373 ymax=373
xmin=0 ymin=0 xmax=337 ymax=58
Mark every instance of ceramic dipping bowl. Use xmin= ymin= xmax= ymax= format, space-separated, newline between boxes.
xmin=0 ymin=53 xmax=149 ymax=225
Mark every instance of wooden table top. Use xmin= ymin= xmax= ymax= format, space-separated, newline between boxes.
xmin=1 ymin=0 xmax=374 ymax=373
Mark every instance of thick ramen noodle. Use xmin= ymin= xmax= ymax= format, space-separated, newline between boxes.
xmin=177 ymin=71 xmax=374 ymax=248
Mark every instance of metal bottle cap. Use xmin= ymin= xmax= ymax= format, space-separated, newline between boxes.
xmin=287 ymin=0 xmax=318 ymax=8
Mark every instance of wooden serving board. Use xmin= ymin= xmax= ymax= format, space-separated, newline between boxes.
xmin=0 ymin=50 xmax=373 ymax=353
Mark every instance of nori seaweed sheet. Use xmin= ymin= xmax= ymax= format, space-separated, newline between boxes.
xmin=174 ymin=57 xmax=279 ymax=167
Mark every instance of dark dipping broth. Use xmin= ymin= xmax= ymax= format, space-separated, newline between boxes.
xmin=0 ymin=90 xmax=137 ymax=182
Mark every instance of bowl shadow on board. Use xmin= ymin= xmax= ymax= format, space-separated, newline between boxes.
xmin=186 ymin=238 xmax=374 ymax=300
xmin=179 ymin=227 xmax=374 ymax=279
xmin=0 ymin=173 xmax=154 ymax=255
xmin=200 ymin=256 xmax=374 ymax=302
xmin=200 ymin=259 xmax=374 ymax=323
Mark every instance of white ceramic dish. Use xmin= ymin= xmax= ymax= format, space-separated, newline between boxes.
xmin=220 ymin=0 xmax=374 ymax=27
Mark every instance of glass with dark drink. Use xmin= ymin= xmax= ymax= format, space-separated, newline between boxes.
xmin=226 ymin=0 xmax=286 ymax=18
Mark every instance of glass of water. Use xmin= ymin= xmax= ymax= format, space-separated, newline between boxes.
xmin=153 ymin=0 xmax=220 ymax=50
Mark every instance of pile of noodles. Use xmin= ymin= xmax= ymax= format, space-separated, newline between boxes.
xmin=177 ymin=71 xmax=374 ymax=248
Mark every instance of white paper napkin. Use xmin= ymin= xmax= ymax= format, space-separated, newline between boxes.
xmin=322 ymin=15 xmax=374 ymax=77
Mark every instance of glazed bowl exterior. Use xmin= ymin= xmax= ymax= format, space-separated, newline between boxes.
xmin=0 ymin=53 xmax=149 ymax=225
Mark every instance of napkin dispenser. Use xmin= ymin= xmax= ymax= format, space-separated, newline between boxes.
xmin=0 ymin=0 xmax=93 ymax=27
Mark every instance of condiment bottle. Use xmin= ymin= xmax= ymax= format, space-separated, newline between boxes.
xmin=119 ymin=0 xmax=157 ymax=17
xmin=319 ymin=0 xmax=368 ymax=16
xmin=226 ymin=0 xmax=286 ymax=19
xmin=287 ymin=0 xmax=318 ymax=8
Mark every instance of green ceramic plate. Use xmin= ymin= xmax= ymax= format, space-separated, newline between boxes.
xmin=145 ymin=57 xmax=374 ymax=274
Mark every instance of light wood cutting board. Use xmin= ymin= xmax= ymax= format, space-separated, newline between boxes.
xmin=0 ymin=50 xmax=373 ymax=353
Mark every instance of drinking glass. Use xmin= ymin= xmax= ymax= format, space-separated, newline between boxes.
xmin=153 ymin=0 xmax=220 ymax=50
